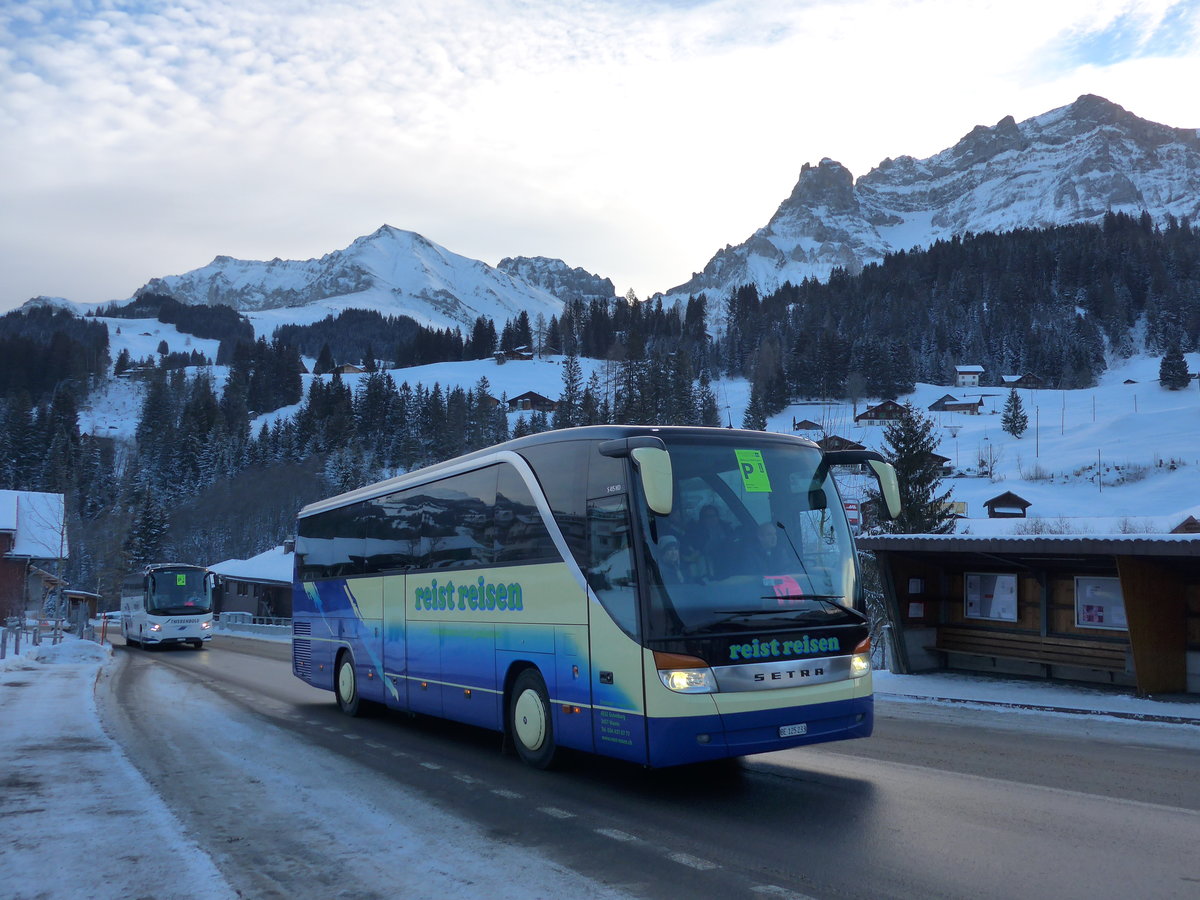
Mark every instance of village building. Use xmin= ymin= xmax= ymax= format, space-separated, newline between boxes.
xmin=0 ymin=490 xmax=68 ymax=620
xmin=1001 ymin=373 xmax=1043 ymax=390
xmin=854 ymin=399 xmax=905 ymax=426
xmin=954 ymin=365 xmax=984 ymax=388
xmin=495 ymin=347 xmax=535 ymax=363
xmin=210 ymin=544 xmax=294 ymax=619
xmin=817 ymin=434 xmax=866 ymax=452
xmin=507 ymin=390 xmax=558 ymax=413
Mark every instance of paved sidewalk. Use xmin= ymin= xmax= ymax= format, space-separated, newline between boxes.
xmin=873 ymin=670 xmax=1200 ymax=726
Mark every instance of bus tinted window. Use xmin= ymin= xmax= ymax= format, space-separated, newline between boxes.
xmin=361 ymin=490 xmax=421 ymax=573
xmin=495 ymin=464 xmax=558 ymax=564
xmin=416 ymin=467 xmax=497 ymax=569
xmin=519 ymin=441 xmax=588 ymax=566
xmin=297 ymin=502 xmax=364 ymax=580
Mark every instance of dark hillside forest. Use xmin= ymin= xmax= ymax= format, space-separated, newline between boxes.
xmin=2 ymin=212 xmax=1198 ymax=607
xmin=722 ymin=212 xmax=1200 ymax=412
xmin=0 ymin=306 xmax=109 ymax=402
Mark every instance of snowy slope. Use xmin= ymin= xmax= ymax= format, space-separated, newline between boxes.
xmin=80 ymin=319 xmax=1200 ymax=536
xmin=664 ymin=95 xmax=1200 ymax=304
xmin=136 ymin=225 xmax=568 ymax=332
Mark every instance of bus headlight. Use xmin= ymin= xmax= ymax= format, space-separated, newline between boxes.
xmin=850 ymin=637 xmax=871 ymax=678
xmin=850 ymin=654 xmax=871 ymax=678
xmin=148 ymin=623 xmax=162 ymax=632
xmin=653 ymin=651 xmax=716 ymax=694
xmin=201 ymin=620 xmax=213 ymax=629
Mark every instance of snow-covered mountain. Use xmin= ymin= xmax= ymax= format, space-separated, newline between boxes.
xmin=663 ymin=95 xmax=1200 ymax=303
xmin=495 ymin=256 xmax=617 ymax=305
xmin=135 ymin=225 xmax=570 ymax=331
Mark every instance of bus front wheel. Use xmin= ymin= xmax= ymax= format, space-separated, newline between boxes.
xmin=335 ymin=652 xmax=361 ymax=717
xmin=509 ymin=668 xmax=557 ymax=769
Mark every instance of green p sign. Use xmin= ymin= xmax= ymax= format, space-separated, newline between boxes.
xmin=735 ymin=449 xmax=772 ymax=492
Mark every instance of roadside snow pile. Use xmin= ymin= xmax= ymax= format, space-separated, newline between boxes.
xmin=0 ymin=635 xmax=110 ymax=672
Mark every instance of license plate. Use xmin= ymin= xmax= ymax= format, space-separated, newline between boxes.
xmin=779 ymin=723 xmax=808 ymax=737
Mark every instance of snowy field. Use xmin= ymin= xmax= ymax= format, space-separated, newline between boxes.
xmin=79 ymin=316 xmax=1200 ymax=535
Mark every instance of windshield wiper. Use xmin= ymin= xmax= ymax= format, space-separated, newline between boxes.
xmin=689 ymin=600 xmax=863 ymax=634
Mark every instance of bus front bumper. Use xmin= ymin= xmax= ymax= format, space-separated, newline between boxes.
xmin=646 ymin=695 xmax=873 ymax=768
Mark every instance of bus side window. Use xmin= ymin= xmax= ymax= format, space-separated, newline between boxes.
xmin=587 ymin=495 xmax=638 ymax=638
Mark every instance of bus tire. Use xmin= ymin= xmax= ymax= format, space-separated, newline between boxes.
xmin=191 ymin=641 xmax=205 ymax=650
xmin=335 ymin=651 xmax=362 ymax=717
xmin=509 ymin=668 xmax=557 ymax=769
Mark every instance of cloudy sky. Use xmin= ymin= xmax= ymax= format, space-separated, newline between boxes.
xmin=2 ymin=0 xmax=1198 ymax=312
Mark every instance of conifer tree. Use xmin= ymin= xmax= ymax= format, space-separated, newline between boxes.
xmin=1158 ymin=345 xmax=1190 ymax=389
xmin=742 ymin=385 xmax=767 ymax=431
xmin=314 ymin=343 xmax=335 ymax=375
xmin=875 ymin=402 xmax=956 ymax=534
xmin=555 ymin=353 xmax=584 ymax=428
xmin=1001 ymin=388 xmax=1029 ymax=437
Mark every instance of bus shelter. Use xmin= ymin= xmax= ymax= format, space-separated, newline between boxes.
xmin=857 ymin=534 xmax=1200 ymax=696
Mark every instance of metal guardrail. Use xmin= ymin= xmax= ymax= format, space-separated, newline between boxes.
xmin=214 ymin=612 xmax=292 ymax=636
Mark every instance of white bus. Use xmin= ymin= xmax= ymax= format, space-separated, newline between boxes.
xmin=122 ymin=563 xmax=216 ymax=649
xmin=292 ymin=425 xmax=900 ymax=768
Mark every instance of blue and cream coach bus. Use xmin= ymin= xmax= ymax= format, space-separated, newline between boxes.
xmin=291 ymin=425 xmax=900 ymax=768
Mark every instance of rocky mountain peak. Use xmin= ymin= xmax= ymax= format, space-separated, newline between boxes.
xmin=661 ymin=95 xmax=1200 ymax=308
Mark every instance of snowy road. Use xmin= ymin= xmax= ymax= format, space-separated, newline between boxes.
xmin=93 ymin=637 xmax=1200 ymax=900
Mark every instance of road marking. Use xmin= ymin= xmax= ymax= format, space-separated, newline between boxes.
xmin=595 ymin=828 xmax=638 ymax=843
xmin=365 ymin=741 xmax=386 ymax=749
xmin=342 ymin=733 xmax=361 ymax=741
xmin=420 ymin=762 xmax=442 ymax=770
xmin=454 ymin=774 xmax=479 ymax=784
xmin=539 ymin=807 xmax=575 ymax=819
xmin=491 ymin=789 xmax=522 ymax=799
xmin=668 ymin=852 xmax=717 ymax=870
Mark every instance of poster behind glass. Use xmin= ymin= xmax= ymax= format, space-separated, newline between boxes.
xmin=964 ymin=572 xmax=1018 ymax=622
xmin=1075 ymin=576 xmax=1127 ymax=630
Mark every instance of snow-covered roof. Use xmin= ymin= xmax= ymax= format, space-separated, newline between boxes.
xmin=210 ymin=545 xmax=293 ymax=585
xmin=955 ymin=365 xmax=985 ymax=374
xmin=0 ymin=490 xmax=67 ymax=559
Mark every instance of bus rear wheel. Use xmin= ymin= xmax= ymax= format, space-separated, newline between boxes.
xmin=509 ymin=668 xmax=557 ymax=769
xmin=335 ymin=652 xmax=361 ymax=717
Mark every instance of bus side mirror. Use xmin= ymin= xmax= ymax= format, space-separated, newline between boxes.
xmin=630 ymin=447 xmax=673 ymax=516
xmin=867 ymin=459 xmax=902 ymax=520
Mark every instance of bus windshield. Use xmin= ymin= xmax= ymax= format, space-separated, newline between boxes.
xmin=640 ymin=438 xmax=861 ymax=639
xmin=148 ymin=569 xmax=212 ymax=615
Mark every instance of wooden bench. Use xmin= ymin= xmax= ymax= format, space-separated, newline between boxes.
xmin=928 ymin=626 xmax=1128 ymax=674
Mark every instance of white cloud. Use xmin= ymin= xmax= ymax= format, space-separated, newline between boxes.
xmin=1 ymin=0 xmax=1198 ymax=308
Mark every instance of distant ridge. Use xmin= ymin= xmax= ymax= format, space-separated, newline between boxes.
xmin=662 ymin=95 xmax=1200 ymax=305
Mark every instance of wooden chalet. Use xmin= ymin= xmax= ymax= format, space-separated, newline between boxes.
xmin=508 ymin=391 xmax=558 ymax=413
xmin=817 ymin=435 xmax=866 ymax=452
xmin=854 ymin=399 xmax=905 ymax=426
xmin=984 ymin=491 xmax=1032 ymax=519
xmin=928 ymin=394 xmax=960 ymax=412
xmin=1001 ymin=373 xmax=1043 ymax=390
xmin=792 ymin=418 xmax=823 ymax=432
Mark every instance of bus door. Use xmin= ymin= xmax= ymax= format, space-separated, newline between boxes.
xmin=585 ymin=493 xmax=649 ymax=763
